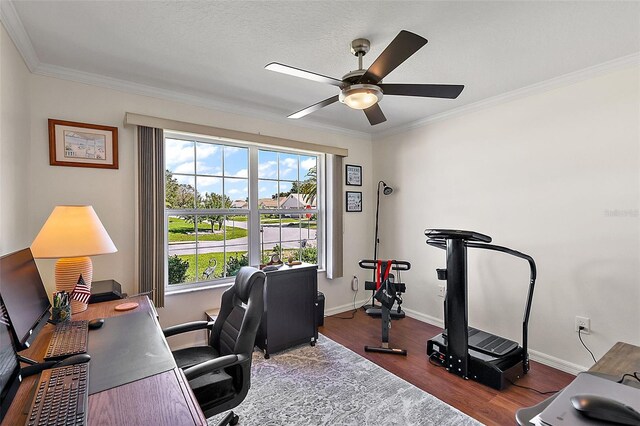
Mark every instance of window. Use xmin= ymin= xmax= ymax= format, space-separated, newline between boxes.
xmin=165 ymin=133 xmax=320 ymax=289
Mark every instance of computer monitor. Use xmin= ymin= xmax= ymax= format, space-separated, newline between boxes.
xmin=0 ymin=248 xmax=51 ymax=348
xmin=0 ymin=297 xmax=21 ymax=423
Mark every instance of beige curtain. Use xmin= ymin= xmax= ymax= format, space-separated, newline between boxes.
xmin=138 ymin=126 xmax=165 ymax=307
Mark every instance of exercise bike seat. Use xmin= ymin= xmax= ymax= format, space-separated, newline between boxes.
xmin=425 ymin=229 xmax=492 ymax=243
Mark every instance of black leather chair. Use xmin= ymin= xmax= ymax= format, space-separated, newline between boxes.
xmin=163 ymin=267 xmax=265 ymax=426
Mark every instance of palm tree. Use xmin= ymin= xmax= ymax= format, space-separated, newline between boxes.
xmin=299 ymin=166 xmax=317 ymax=205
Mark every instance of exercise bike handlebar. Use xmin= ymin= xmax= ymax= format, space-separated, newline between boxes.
xmin=358 ymin=259 xmax=411 ymax=271
xmin=426 ymin=237 xmax=536 ymax=373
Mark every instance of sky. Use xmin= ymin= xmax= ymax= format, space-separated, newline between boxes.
xmin=165 ymin=138 xmax=316 ymax=202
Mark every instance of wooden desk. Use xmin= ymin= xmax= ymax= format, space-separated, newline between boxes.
xmin=1 ymin=297 xmax=207 ymax=426
xmin=515 ymin=341 xmax=640 ymax=425
xmin=589 ymin=341 xmax=640 ymax=383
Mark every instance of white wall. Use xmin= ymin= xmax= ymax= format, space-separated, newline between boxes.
xmin=25 ymin=74 xmax=372 ymax=348
xmin=373 ymin=66 xmax=640 ymax=371
xmin=0 ymin=24 xmax=31 ymax=254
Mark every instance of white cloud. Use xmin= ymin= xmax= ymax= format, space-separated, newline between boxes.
xmin=279 ymin=157 xmax=298 ymax=179
xmin=174 ymin=162 xmax=195 ymax=174
xmin=301 ymin=157 xmax=316 ymax=170
xmin=196 ymin=143 xmax=220 ymax=159
xmin=166 ymin=140 xmax=194 ymax=169
xmin=195 ymin=161 xmax=222 ymax=175
xmin=230 ymin=169 xmax=248 ymax=178
xmin=258 ymin=160 xmax=277 ymax=178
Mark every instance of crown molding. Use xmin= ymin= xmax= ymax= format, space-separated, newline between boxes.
xmin=1 ymin=0 xmax=370 ymax=141
xmin=0 ymin=0 xmax=38 ymax=72
xmin=374 ymin=52 xmax=640 ymax=141
xmin=34 ymin=62 xmax=371 ymax=141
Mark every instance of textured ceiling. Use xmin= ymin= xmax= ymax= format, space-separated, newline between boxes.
xmin=8 ymin=1 xmax=640 ymax=135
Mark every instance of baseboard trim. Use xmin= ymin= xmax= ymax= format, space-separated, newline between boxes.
xmin=528 ymin=349 xmax=585 ymax=376
xmin=323 ymin=298 xmax=370 ymax=317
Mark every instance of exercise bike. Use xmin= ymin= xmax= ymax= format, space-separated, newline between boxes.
xmin=359 ymin=259 xmax=411 ymax=356
xmin=424 ymin=229 xmax=537 ymax=390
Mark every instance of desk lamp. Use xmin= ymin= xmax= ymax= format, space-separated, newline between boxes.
xmin=31 ymin=205 xmax=117 ymax=313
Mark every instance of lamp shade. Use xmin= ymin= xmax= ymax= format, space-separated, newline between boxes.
xmin=31 ymin=206 xmax=117 ymax=258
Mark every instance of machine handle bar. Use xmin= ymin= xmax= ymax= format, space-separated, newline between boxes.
xmin=358 ymin=259 xmax=411 ymax=271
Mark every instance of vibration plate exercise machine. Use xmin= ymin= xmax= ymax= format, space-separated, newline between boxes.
xmin=424 ymin=229 xmax=537 ymax=390
xmin=359 ymin=259 xmax=411 ymax=355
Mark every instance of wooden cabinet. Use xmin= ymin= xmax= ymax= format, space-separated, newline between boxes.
xmin=255 ymin=263 xmax=318 ymax=358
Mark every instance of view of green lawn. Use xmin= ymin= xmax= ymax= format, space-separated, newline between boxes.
xmin=176 ymin=251 xmax=247 ymax=282
xmin=168 ymin=217 xmax=247 ymax=242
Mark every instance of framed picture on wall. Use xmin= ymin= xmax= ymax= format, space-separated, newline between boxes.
xmin=346 ymin=191 xmax=362 ymax=212
xmin=48 ymin=119 xmax=119 ymax=169
xmin=345 ymin=164 xmax=362 ymax=186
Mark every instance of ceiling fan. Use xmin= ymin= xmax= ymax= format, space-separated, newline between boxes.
xmin=265 ymin=30 xmax=464 ymax=126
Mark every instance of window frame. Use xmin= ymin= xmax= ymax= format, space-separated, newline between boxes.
xmin=164 ymin=131 xmax=323 ymax=293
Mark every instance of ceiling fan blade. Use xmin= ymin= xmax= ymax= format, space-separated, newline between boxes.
xmin=359 ymin=30 xmax=428 ymax=84
xmin=265 ymin=62 xmax=343 ymax=87
xmin=363 ymin=104 xmax=387 ymax=126
xmin=288 ymin=95 xmax=340 ymax=119
xmin=379 ymin=84 xmax=464 ymax=99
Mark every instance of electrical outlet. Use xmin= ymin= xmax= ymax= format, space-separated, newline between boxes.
xmin=575 ymin=316 xmax=591 ymax=334
xmin=438 ymin=284 xmax=445 ymax=298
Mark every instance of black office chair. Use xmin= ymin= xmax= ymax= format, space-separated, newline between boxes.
xmin=163 ymin=267 xmax=265 ymax=426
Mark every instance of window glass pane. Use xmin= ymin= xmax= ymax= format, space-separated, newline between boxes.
xmin=166 ymin=138 xmax=322 ymax=287
xmin=225 ymin=178 xmax=248 ymax=206
xmin=197 ymin=177 xmax=222 ymax=209
xmin=167 ymin=214 xmax=196 ymax=285
xmin=196 ymin=216 xmax=223 ymax=281
xmin=258 ymin=150 xmax=278 ymax=179
xmin=224 ymin=146 xmax=248 ymax=178
xmin=224 ymin=214 xmax=249 ymax=277
xmin=299 ymin=156 xmax=318 ymax=206
xmin=166 ymin=175 xmax=196 ymax=209
xmin=278 ymin=181 xmax=293 ymax=207
xmin=195 ymin=142 xmax=222 ymax=176
xmin=260 ymin=214 xmax=280 ymax=263
xmin=166 ymin=138 xmax=194 ymax=174
xmin=279 ymin=153 xmax=298 ymax=181
xmin=258 ymin=180 xmax=278 ymax=208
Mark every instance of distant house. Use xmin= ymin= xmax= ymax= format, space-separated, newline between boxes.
xmin=281 ymin=194 xmax=316 ymax=209
xmin=258 ymin=197 xmax=286 ymax=209
xmin=231 ymin=199 xmax=248 ymax=209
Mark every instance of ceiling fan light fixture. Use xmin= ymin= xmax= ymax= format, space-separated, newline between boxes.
xmin=339 ymin=84 xmax=383 ymax=110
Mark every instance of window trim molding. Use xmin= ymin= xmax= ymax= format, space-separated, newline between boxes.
xmin=126 ymin=112 xmax=348 ymax=157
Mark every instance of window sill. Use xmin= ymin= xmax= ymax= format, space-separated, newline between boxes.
xmin=165 ymin=280 xmax=234 ymax=296
xmin=166 ymin=267 xmax=327 ymax=297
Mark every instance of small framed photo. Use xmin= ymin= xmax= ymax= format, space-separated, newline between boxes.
xmin=345 ymin=164 xmax=362 ymax=186
xmin=48 ymin=119 xmax=119 ymax=169
xmin=346 ymin=191 xmax=362 ymax=212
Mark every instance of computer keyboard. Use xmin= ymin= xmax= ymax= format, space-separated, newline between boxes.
xmin=44 ymin=321 xmax=88 ymax=361
xmin=25 ymin=362 xmax=89 ymax=426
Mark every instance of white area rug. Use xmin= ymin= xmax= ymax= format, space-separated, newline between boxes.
xmin=208 ymin=334 xmax=481 ymax=425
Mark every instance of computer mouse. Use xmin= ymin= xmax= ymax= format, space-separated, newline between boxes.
xmin=88 ymin=318 xmax=105 ymax=330
xmin=571 ymin=394 xmax=640 ymax=425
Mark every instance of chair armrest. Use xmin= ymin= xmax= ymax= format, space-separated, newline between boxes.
xmin=162 ymin=321 xmax=214 ymax=338
xmin=183 ymin=354 xmax=239 ymax=381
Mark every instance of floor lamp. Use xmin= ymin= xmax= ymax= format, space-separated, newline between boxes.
xmin=363 ymin=181 xmax=394 ymax=310
xmin=31 ymin=205 xmax=117 ymax=314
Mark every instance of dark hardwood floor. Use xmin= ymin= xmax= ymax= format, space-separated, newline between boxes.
xmin=320 ymin=309 xmax=574 ymax=426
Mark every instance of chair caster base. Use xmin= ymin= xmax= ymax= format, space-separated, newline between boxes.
xmin=218 ymin=411 xmax=239 ymax=426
